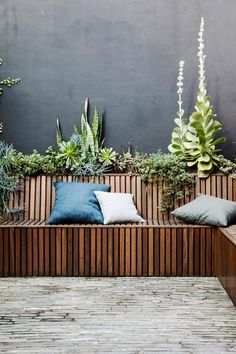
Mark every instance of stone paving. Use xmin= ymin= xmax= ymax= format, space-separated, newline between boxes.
xmin=0 ymin=277 xmax=236 ymax=353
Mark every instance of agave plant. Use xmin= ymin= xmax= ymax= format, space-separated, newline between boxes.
xmin=74 ymin=98 xmax=103 ymax=157
xmin=168 ymin=60 xmax=188 ymax=156
xmin=184 ymin=18 xmax=226 ymax=177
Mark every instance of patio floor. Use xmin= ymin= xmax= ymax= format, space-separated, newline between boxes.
xmin=0 ymin=278 xmax=236 ymax=353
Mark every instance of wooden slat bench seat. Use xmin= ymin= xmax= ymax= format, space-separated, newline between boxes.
xmin=215 ymin=226 xmax=236 ymax=305
xmin=0 ymin=219 xmax=214 ymax=277
xmin=0 ymin=174 xmax=235 ymax=281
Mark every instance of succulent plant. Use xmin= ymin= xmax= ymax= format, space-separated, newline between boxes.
xmin=74 ymin=98 xmax=103 ymax=157
xmin=184 ymin=18 xmax=226 ymax=177
xmin=99 ymin=148 xmax=118 ymax=166
xmin=56 ymin=140 xmax=80 ymax=170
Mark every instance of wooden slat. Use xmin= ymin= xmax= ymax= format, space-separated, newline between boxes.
xmin=21 ymin=228 xmax=27 ymax=276
xmin=85 ymin=228 xmax=90 ymax=276
xmin=102 ymin=228 xmax=108 ymax=276
xmin=61 ymin=228 xmax=67 ymax=276
xmin=131 ymin=228 xmax=136 ymax=276
xmin=108 ymin=228 xmax=113 ymax=276
xmin=15 ymin=228 xmax=20 ymax=276
xmin=96 ymin=228 xmax=102 ymax=276
xmin=38 ymin=228 xmax=44 ymax=275
xmin=73 ymin=228 xmax=79 ymax=276
xmin=90 ymin=228 xmax=96 ymax=276
xmin=125 ymin=228 xmax=131 ymax=276
xmin=44 ymin=228 xmax=50 ymax=276
xmin=56 ymin=228 xmax=61 ymax=276
xmin=9 ymin=228 xmax=15 ymax=276
xmin=79 ymin=228 xmax=85 ymax=276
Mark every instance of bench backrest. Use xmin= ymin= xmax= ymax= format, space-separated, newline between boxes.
xmin=10 ymin=174 xmax=236 ymax=220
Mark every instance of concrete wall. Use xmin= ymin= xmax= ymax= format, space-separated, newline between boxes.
xmin=0 ymin=0 xmax=236 ymax=156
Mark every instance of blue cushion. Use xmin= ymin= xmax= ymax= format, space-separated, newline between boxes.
xmin=46 ymin=182 xmax=110 ymax=224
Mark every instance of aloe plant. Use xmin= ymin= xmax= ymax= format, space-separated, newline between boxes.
xmin=184 ymin=18 xmax=226 ymax=177
xmin=74 ymin=98 xmax=103 ymax=157
xmin=168 ymin=61 xmax=188 ymax=156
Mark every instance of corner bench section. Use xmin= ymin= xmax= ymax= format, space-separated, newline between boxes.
xmin=215 ymin=226 xmax=236 ymax=305
xmin=0 ymin=220 xmax=214 ymax=277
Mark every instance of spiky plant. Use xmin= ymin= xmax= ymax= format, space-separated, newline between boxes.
xmin=184 ymin=17 xmax=226 ymax=177
xmin=0 ymin=141 xmax=22 ymax=221
xmin=168 ymin=60 xmax=188 ymax=156
xmin=74 ymin=98 xmax=103 ymax=157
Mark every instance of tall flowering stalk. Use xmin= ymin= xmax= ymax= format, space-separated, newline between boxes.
xmin=197 ymin=18 xmax=207 ymax=99
xmin=169 ymin=17 xmax=226 ymax=177
xmin=168 ymin=60 xmax=188 ymax=156
xmin=184 ymin=17 xmax=226 ymax=177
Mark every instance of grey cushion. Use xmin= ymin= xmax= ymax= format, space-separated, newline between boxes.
xmin=171 ymin=194 xmax=236 ymax=227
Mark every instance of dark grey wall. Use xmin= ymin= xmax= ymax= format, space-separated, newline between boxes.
xmin=0 ymin=0 xmax=236 ymax=156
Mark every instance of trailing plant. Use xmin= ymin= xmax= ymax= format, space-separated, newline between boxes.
xmin=218 ymin=155 xmax=236 ymax=178
xmin=0 ymin=58 xmax=21 ymax=96
xmin=10 ymin=149 xmax=45 ymax=175
xmin=0 ymin=141 xmax=21 ymax=220
xmin=168 ymin=60 xmax=188 ymax=156
xmin=42 ymin=146 xmax=67 ymax=175
xmin=0 ymin=58 xmax=21 ymax=133
xmin=73 ymin=98 xmax=103 ymax=157
xmin=136 ymin=151 xmax=195 ymax=212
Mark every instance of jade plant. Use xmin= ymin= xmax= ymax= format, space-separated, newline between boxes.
xmin=0 ymin=58 xmax=21 ymax=133
xmin=169 ymin=18 xmax=226 ymax=177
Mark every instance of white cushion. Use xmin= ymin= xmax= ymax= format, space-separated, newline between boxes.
xmin=94 ymin=191 xmax=145 ymax=225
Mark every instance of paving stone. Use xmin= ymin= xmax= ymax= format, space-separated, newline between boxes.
xmin=0 ymin=277 xmax=236 ymax=353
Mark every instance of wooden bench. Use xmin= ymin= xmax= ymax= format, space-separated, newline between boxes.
xmin=215 ymin=226 xmax=236 ymax=305
xmin=0 ymin=174 xmax=235 ymax=280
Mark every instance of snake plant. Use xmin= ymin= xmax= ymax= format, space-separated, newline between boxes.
xmin=74 ymin=98 xmax=103 ymax=157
